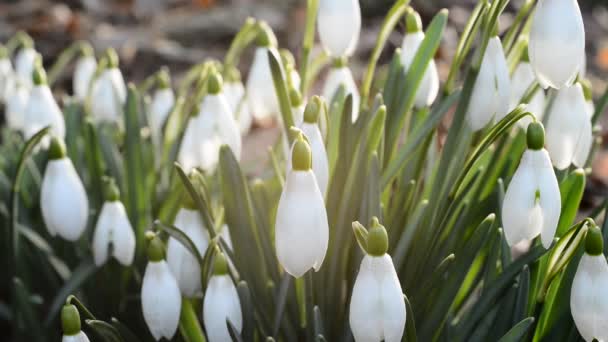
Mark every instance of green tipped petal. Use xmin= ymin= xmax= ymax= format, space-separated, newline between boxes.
xmin=526 ymin=121 xmax=545 ymax=150
xmin=61 ymin=304 xmax=81 ymax=336
xmin=292 ymin=137 xmax=312 ymax=171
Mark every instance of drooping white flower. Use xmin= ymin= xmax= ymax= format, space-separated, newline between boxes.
xmin=142 ymin=234 xmax=182 ymax=341
xmin=224 ymin=80 xmax=252 ymax=135
xmin=92 ymin=181 xmax=135 ymax=266
xmin=5 ymin=80 xmax=28 ymax=131
xmin=73 ymin=54 xmax=97 ymax=101
xmin=90 ymin=49 xmax=126 ymax=123
xmin=0 ymin=49 xmax=12 ymax=103
xmin=40 ymin=138 xmax=89 ymax=241
xmin=322 ymin=60 xmax=360 ymax=122
xmin=247 ymin=23 xmax=280 ymax=122
xmin=502 ymin=122 xmax=561 ymax=248
xmin=167 ymin=206 xmax=209 ymax=297
xmin=61 ymin=304 xmax=91 ymax=342
xmin=529 ymin=0 xmax=585 ymax=89
xmin=148 ymin=82 xmax=175 ymax=137
xmin=570 ymin=225 xmax=608 ymax=342
xmin=317 ymin=0 xmax=361 ymax=57
xmin=510 ymin=59 xmax=546 ymax=128
xmin=203 ymin=252 xmax=243 ymax=342
xmin=177 ymin=110 xmax=206 ymax=172
xmin=298 ymin=98 xmax=329 ymax=196
xmin=275 ymin=137 xmax=329 ymax=277
xmin=23 ymin=65 xmax=65 ymax=145
xmin=14 ymin=46 xmax=38 ymax=88
xmin=349 ymin=218 xmax=406 ymax=342
xmin=400 ymin=10 xmax=439 ymax=108
xmin=466 ymin=36 xmax=511 ymax=131
xmin=545 ymin=83 xmax=592 ymax=169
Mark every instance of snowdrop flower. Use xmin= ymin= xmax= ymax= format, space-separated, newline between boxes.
xmin=275 ymin=136 xmax=329 ymax=277
xmin=502 ymin=122 xmax=561 ymax=248
xmin=72 ymin=44 xmax=97 ymax=101
xmin=23 ymin=64 xmax=65 ymax=145
xmin=247 ymin=22 xmax=280 ymax=121
xmin=571 ymin=225 xmax=608 ymax=342
xmin=400 ymin=10 xmax=439 ymax=108
xmin=224 ymin=68 xmax=252 ymax=134
xmin=142 ymin=233 xmax=181 ymax=341
xmin=0 ymin=46 xmax=12 ymax=103
xmin=466 ymin=36 xmax=511 ymax=131
xmin=177 ymin=105 xmax=205 ymax=172
xmin=167 ymin=197 xmax=210 ymax=297
xmin=41 ymin=137 xmax=89 ymax=241
xmin=509 ymin=51 xmax=546 ymax=128
xmin=298 ymin=97 xmax=329 ymax=196
xmin=91 ymin=178 xmax=135 ymax=266
xmin=5 ymin=80 xmax=28 ymax=131
xmin=317 ymin=0 xmax=361 ymax=57
xmin=529 ymin=0 xmax=585 ymax=89
xmin=545 ymin=83 xmax=592 ymax=169
xmin=203 ymin=252 xmax=243 ymax=342
xmin=61 ymin=304 xmax=90 ymax=342
xmin=14 ymin=45 xmax=37 ymax=88
xmin=148 ymin=71 xmax=175 ymax=137
xmin=90 ymin=49 xmax=126 ymax=123
xmin=322 ymin=57 xmax=360 ymax=122
xmin=350 ymin=218 xmax=406 ymax=342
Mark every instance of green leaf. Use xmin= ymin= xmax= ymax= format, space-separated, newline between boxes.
xmin=227 ymin=319 xmax=244 ymax=342
xmin=237 ymin=281 xmax=254 ymax=342
xmin=352 ymin=221 xmax=369 ymax=254
xmin=179 ymin=298 xmax=206 ymax=342
xmin=174 ymin=164 xmax=216 ymax=238
xmin=404 ymin=294 xmax=417 ymax=342
xmin=497 ymin=317 xmax=535 ymax=342
xmin=66 ymin=295 xmax=96 ymax=321
xmin=556 ymin=169 xmax=586 ymax=237
xmin=86 ymin=319 xmax=124 ymax=342
xmin=110 ymin=318 xmax=142 ymax=342
xmin=12 ymin=277 xmax=44 ymax=341
xmin=268 ymin=49 xmax=294 ymax=137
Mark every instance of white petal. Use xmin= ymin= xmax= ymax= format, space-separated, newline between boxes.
xmin=203 ymin=275 xmax=243 ymax=342
xmin=401 ymin=31 xmax=439 ymax=108
xmin=545 ymin=84 xmax=590 ymax=169
xmin=529 ymin=0 xmax=585 ymax=89
xmin=349 ymin=255 xmax=383 ymax=342
xmin=177 ymin=118 xmax=201 ymax=172
xmin=90 ymin=68 xmax=126 ymax=123
xmin=533 ymin=149 xmax=561 ymax=248
xmin=378 ymin=255 xmax=406 ymax=342
xmin=490 ymin=37 xmax=511 ymax=122
xmin=73 ymin=56 xmax=97 ymax=100
xmin=322 ymin=66 xmax=360 ymax=122
xmin=142 ymin=261 xmax=182 ymax=340
xmin=571 ymin=254 xmax=608 ymax=342
xmin=317 ymin=0 xmax=361 ymax=57
xmin=41 ymin=159 xmax=89 ymax=241
xmin=149 ymin=88 xmax=175 ymax=136
xmin=0 ymin=58 xmax=13 ymax=104
xmin=15 ymin=47 xmax=37 ymax=87
xmin=167 ymin=208 xmax=209 ymax=297
xmin=501 ymin=150 xmax=542 ymax=246
xmin=299 ymin=122 xmax=329 ymax=196
xmin=275 ymin=170 xmax=329 ymax=277
xmin=93 ymin=201 xmax=134 ymax=266
xmin=510 ymin=62 xmax=536 ymax=111
xmin=225 ymin=81 xmax=252 ymax=135
xmin=62 ymin=331 xmax=91 ymax=342
xmin=6 ymin=81 xmax=29 ymax=131
xmin=246 ymin=47 xmax=279 ymax=120
xmin=23 ymin=85 xmax=66 ymax=145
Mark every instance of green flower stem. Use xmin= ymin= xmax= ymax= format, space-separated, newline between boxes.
xmin=48 ymin=41 xmax=92 ymax=86
xmin=5 ymin=31 xmax=33 ymax=55
xmin=224 ymin=18 xmax=258 ymax=70
xmin=360 ymin=0 xmax=410 ymax=106
xmin=502 ymin=0 xmax=536 ymax=54
xmin=179 ymin=298 xmax=207 ymax=342
xmin=302 ymin=51 xmax=329 ymax=94
xmin=295 ymin=276 xmax=306 ymax=328
xmin=592 ymin=83 xmax=608 ymax=125
xmin=299 ymin=0 xmax=320 ymax=96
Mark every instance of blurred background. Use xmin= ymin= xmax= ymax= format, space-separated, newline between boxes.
xmin=0 ymin=0 xmax=607 ymax=200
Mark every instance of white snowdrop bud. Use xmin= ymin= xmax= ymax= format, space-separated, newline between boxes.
xmin=90 ymin=49 xmax=126 ymax=123
xmin=570 ymin=225 xmax=608 ymax=342
xmin=14 ymin=46 xmax=38 ymax=88
xmin=466 ymin=36 xmax=511 ymax=131
xmin=5 ymin=80 xmax=28 ymax=132
xmin=529 ymin=0 xmax=585 ymax=89
xmin=142 ymin=234 xmax=182 ymax=341
xmin=92 ymin=179 xmax=136 ymax=267
xmin=167 ymin=205 xmax=209 ymax=297
xmin=247 ymin=23 xmax=280 ymax=121
xmin=73 ymin=52 xmax=97 ymax=101
xmin=224 ymin=78 xmax=252 ymax=135
xmin=317 ymin=0 xmax=361 ymax=57
xmin=148 ymin=73 xmax=175 ymax=137
xmin=502 ymin=122 xmax=561 ymax=248
xmin=61 ymin=304 xmax=91 ymax=342
xmin=545 ymin=83 xmax=592 ymax=170
xmin=275 ymin=137 xmax=329 ymax=277
xmin=510 ymin=52 xmax=546 ymax=128
xmin=400 ymin=10 xmax=439 ymax=108
xmin=23 ymin=65 xmax=65 ymax=147
xmin=297 ymin=97 xmax=329 ymax=196
xmin=41 ymin=137 xmax=89 ymax=241
xmin=0 ymin=47 xmax=12 ymax=104
xmin=203 ymin=252 xmax=243 ymax=342
xmin=322 ymin=58 xmax=360 ymax=122
xmin=350 ymin=218 xmax=406 ymax=342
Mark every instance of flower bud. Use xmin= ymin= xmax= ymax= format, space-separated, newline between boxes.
xmin=23 ymin=65 xmax=65 ymax=146
xmin=61 ymin=304 xmax=90 ymax=342
xmin=15 ymin=46 xmax=38 ymax=88
xmin=526 ymin=121 xmax=545 ymax=150
xmin=148 ymin=81 xmax=175 ymax=138
xmin=90 ymin=51 xmax=126 ymax=123
xmin=317 ymin=0 xmax=361 ymax=57
xmin=247 ymin=45 xmax=280 ymax=121
xmin=224 ymin=69 xmax=252 ymax=134
xmin=73 ymin=54 xmax=97 ymax=101
xmin=298 ymin=97 xmax=329 ymax=195
xmin=322 ymin=62 xmax=359 ymax=122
